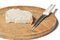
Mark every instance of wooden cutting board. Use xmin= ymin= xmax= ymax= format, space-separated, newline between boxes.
xmin=0 ymin=6 xmax=57 ymax=40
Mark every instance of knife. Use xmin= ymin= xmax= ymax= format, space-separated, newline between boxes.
xmin=32 ymin=4 xmax=55 ymax=30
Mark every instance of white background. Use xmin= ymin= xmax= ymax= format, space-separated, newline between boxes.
xmin=0 ymin=0 xmax=60 ymax=40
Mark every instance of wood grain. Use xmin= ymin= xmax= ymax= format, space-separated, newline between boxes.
xmin=0 ymin=6 xmax=57 ymax=40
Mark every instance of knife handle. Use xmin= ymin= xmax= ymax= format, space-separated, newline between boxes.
xmin=43 ymin=4 xmax=55 ymax=15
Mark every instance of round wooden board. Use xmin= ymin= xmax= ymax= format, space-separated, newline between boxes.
xmin=0 ymin=6 xmax=57 ymax=40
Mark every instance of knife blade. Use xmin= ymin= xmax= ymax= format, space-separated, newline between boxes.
xmin=32 ymin=4 xmax=55 ymax=30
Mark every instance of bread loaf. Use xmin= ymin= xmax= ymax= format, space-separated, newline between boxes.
xmin=5 ymin=9 xmax=33 ymax=24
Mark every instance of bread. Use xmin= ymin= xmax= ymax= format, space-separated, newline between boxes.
xmin=5 ymin=9 xmax=33 ymax=24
